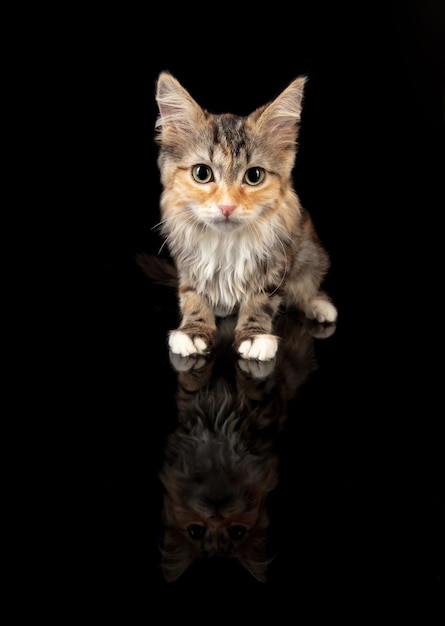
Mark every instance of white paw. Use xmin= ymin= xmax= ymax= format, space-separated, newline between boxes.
xmin=306 ymin=299 xmax=338 ymax=324
xmin=169 ymin=352 xmax=207 ymax=372
xmin=168 ymin=330 xmax=208 ymax=357
xmin=238 ymin=357 xmax=277 ymax=379
xmin=307 ymin=322 xmax=337 ymax=339
xmin=238 ymin=334 xmax=278 ymax=361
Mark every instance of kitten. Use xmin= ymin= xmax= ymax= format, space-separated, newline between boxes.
xmin=160 ymin=312 xmax=324 ymax=583
xmin=153 ymin=71 xmax=337 ymax=361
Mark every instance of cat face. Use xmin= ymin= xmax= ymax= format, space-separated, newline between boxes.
xmin=160 ymin=444 xmax=278 ymax=583
xmin=159 ymin=145 xmax=285 ymax=234
xmin=155 ymin=72 xmax=306 ymax=235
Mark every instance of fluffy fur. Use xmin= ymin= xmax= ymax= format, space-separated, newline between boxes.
xmin=153 ymin=71 xmax=337 ymax=360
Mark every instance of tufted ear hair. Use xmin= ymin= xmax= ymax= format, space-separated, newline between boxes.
xmin=154 ymin=71 xmax=207 ymax=147
xmin=250 ymin=75 xmax=307 ymax=151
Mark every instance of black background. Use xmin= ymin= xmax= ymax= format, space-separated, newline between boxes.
xmin=13 ymin=0 xmax=445 ymax=616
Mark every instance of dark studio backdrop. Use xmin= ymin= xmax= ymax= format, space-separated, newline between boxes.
xmin=26 ymin=0 xmax=445 ymax=613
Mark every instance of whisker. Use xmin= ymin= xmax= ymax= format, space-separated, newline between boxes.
xmin=269 ymin=237 xmax=288 ymax=296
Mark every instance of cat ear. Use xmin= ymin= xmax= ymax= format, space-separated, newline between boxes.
xmin=273 ymin=75 xmax=307 ymax=121
xmin=155 ymin=71 xmax=205 ymax=145
xmin=252 ymin=76 xmax=307 ymax=150
xmin=237 ymin=526 xmax=273 ymax=583
xmin=161 ymin=528 xmax=196 ymax=582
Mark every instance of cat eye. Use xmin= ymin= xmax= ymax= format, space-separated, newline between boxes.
xmin=227 ymin=525 xmax=247 ymax=541
xmin=244 ymin=167 xmax=265 ymax=186
xmin=187 ymin=524 xmax=207 ymax=539
xmin=192 ymin=164 xmax=214 ymax=184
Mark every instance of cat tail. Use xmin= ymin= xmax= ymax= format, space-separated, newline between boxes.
xmin=136 ymin=252 xmax=178 ymax=288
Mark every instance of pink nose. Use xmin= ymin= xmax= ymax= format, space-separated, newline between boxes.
xmin=218 ymin=204 xmax=237 ymax=217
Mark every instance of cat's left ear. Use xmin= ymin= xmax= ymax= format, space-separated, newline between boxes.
xmin=274 ymin=75 xmax=307 ymax=120
xmin=161 ymin=528 xmax=196 ymax=582
xmin=253 ymin=76 xmax=307 ymax=149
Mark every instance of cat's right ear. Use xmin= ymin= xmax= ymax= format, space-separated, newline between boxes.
xmin=154 ymin=72 xmax=205 ymax=145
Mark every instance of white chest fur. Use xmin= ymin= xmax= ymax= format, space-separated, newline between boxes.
xmin=179 ymin=230 xmax=271 ymax=315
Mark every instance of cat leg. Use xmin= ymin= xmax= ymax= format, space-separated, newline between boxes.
xmin=234 ymin=294 xmax=281 ymax=361
xmin=169 ymin=288 xmax=216 ymax=357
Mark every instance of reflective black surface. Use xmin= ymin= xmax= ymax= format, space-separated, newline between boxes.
xmin=32 ymin=2 xmax=445 ymax=610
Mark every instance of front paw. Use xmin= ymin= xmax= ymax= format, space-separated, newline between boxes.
xmin=305 ymin=299 xmax=338 ymax=324
xmin=237 ymin=357 xmax=277 ymax=379
xmin=237 ymin=334 xmax=278 ymax=361
xmin=305 ymin=319 xmax=337 ymax=339
xmin=169 ymin=351 xmax=208 ymax=372
xmin=168 ymin=330 xmax=209 ymax=357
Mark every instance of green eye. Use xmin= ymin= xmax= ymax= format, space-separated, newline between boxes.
xmin=244 ymin=167 xmax=265 ymax=186
xmin=192 ymin=164 xmax=214 ymax=183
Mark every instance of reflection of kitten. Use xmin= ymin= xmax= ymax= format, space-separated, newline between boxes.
xmin=159 ymin=313 xmax=326 ymax=583
xmin=153 ymin=72 xmax=337 ymax=361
